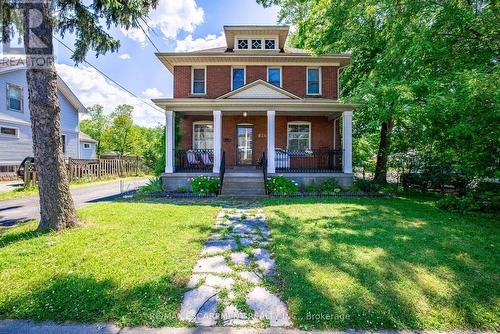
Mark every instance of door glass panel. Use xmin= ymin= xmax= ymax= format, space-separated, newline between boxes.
xmin=237 ymin=126 xmax=253 ymax=165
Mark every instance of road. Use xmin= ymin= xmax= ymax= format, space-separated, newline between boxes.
xmin=0 ymin=178 xmax=148 ymax=228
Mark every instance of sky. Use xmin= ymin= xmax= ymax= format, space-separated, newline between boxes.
xmin=54 ymin=0 xmax=280 ymax=127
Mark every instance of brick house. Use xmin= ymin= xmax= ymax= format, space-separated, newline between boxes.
xmin=153 ymin=25 xmax=357 ymax=195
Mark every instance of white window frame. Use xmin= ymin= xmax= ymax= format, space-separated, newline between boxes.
xmin=234 ymin=37 xmax=278 ymax=50
xmin=286 ymin=121 xmax=312 ymax=151
xmin=306 ymin=67 xmax=322 ymax=96
xmin=0 ymin=126 xmax=19 ymax=138
xmin=192 ymin=121 xmax=214 ymax=150
xmin=191 ymin=66 xmax=206 ymax=95
xmin=231 ymin=66 xmax=246 ymax=90
xmin=83 ymin=143 xmax=91 ymax=149
xmin=6 ymin=83 xmax=23 ymax=113
xmin=267 ymin=66 xmax=282 ymax=87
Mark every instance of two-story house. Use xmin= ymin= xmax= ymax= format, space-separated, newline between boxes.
xmin=0 ymin=64 xmax=96 ymax=180
xmin=153 ymin=25 xmax=356 ymax=195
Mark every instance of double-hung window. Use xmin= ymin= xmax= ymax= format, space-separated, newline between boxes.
xmin=193 ymin=122 xmax=214 ymax=150
xmin=192 ymin=68 xmax=206 ymax=94
xmin=7 ymin=83 xmax=22 ymax=112
xmin=267 ymin=67 xmax=281 ymax=87
xmin=307 ymin=67 xmax=321 ymax=95
xmin=287 ymin=122 xmax=311 ymax=151
xmin=232 ymin=67 xmax=245 ymax=90
xmin=0 ymin=126 xmax=18 ymax=137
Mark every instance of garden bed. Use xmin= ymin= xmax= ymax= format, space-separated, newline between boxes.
xmin=269 ymin=191 xmax=394 ymax=198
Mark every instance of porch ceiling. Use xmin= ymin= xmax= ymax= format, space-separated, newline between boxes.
xmin=152 ymin=98 xmax=358 ymax=114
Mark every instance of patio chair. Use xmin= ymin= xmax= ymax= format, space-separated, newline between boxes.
xmin=186 ymin=150 xmax=202 ymax=168
xmin=200 ymin=151 xmax=213 ymax=166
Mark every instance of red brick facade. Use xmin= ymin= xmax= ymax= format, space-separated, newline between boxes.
xmin=173 ymin=65 xmax=339 ymax=99
xmin=179 ymin=115 xmax=341 ymax=167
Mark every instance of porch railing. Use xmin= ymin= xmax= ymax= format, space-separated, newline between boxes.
xmin=174 ymin=149 xmax=214 ymax=172
xmin=275 ymin=149 xmax=343 ymax=173
xmin=262 ymin=152 xmax=269 ymax=194
xmin=219 ymin=151 xmax=225 ymax=195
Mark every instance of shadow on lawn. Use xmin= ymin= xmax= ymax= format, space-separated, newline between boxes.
xmin=262 ymin=197 xmax=499 ymax=330
xmin=0 ymin=272 xmax=185 ymax=327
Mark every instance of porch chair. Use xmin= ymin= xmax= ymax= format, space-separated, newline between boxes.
xmin=200 ymin=151 xmax=213 ymax=167
xmin=186 ymin=150 xmax=202 ymax=168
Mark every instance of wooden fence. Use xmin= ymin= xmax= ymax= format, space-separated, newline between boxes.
xmin=24 ymin=157 xmax=141 ymax=187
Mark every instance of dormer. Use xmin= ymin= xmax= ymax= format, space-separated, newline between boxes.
xmin=223 ymin=25 xmax=290 ymax=52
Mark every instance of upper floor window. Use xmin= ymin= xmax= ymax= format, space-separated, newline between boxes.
xmin=251 ymin=39 xmax=262 ymax=49
xmin=192 ymin=67 xmax=206 ymax=94
xmin=61 ymin=134 xmax=66 ymax=154
xmin=267 ymin=67 xmax=281 ymax=87
xmin=232 ymin=67 xmax=245 ymax=90
xmin=265 ymin=39 xmax=276 ymax=50
xmin=0 ymin=126 xmax=18 ymax=137
xmin=7 ymin=83 xmax=22 ymax=112
xmin=307 ymin=67 xmax=321 ymax=95
xmin=237 ymin=39 xmax=248 ymax=49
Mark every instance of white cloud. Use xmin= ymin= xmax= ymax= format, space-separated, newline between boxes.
xmin=56 ymin=64 xmax=164 ymax=127
xmin=119 ymin=53 xmax=131 ymax=60
xmin=142 ymin=87 xmax=164 ymax=99
xmin=121 ymin=0 xmax=204 ymax=46
xmin=175 ymin=32 xmax=225 ymax=52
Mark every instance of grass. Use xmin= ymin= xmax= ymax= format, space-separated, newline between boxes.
xmin=262 ymin=197 xmax=499 ymax=330
xmin=0 ymin=176 xmax=150 ymax=201
xmin=0 ymin=201 xmax=220 ymax=327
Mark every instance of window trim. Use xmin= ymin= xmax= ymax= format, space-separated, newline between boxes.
xmin=267 ymin=66 xmax=282 ymax=87
xmin=82 ymin=143 xmax=92 ymax=150
xmin=61 ymin=134 xmax=66 ymax=154
xmin=286 ymin=121 xmax=312 ymax=151
xmin=6 ymin=83 xmax=23 ymax=113
xmin=191 ymin=66 xmax=207 ymax=95
xmin=306 ymin=67 xmax=322 ymax=96
xmin=192 ymin=121 xmax=214 ymax=150
xmin=231 ymin=66 xmax=246 ymax=90
xmin=0 ymin=126 xmax=19 ymax=138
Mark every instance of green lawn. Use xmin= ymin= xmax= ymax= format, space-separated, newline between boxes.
xmin=0 ymin=201 xmax=220 ymax=327
xmin=263 ymin=197 xmax=499 ymax=330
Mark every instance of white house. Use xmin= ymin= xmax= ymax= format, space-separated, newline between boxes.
xmin=0 ymin=65 xmax=96 ymax=178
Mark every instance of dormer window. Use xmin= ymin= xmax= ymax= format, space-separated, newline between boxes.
xmin=265 ymin=40 xmax=276 ymax=49
xmin=251 ymin=39 xmax=262 ymax=49
xmin=237 ymin=39 xmax=248 ymax=49
xmin=236 ymin=37 xmax=277 ymax=50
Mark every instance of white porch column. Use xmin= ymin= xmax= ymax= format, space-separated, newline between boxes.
xmin=213 ymin=110 xmax=222 ymax=173
xmin=267 ymin=110 xmax=276 ymax=174
xmin=342 ymin=111 xmax=353 ymax=174
xmin=165 ymin=110 xmax=175 ymax=173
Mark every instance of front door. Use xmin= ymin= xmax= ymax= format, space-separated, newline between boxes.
xmin=237 ymin=125 xmax=253 ymax=165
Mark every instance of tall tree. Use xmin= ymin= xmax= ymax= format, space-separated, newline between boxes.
xmin=1 ymin=0 xmax=158 ymax=231
xmin=104 ymin=104 xmax=136 ymax=157
xmin=80 ymin=104 xmax=108 ymax=155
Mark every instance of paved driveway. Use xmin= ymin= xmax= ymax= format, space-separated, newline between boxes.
xmin=0 ymin=178 xmax=148 ymax=228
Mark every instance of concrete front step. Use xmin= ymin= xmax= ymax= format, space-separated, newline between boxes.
xmin=221 ymin=176 xmax=267 ymax=196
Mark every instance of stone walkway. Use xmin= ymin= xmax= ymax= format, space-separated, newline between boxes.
xmin=179 ymin=207 xmax=291 ymax=327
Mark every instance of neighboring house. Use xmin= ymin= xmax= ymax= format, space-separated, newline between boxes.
xmin=79 ymin=133 xmax=97 ymax=159
xmin=0 ymin=65 xmax=88 ymax=178
xmin=153 ymin=25 xmax=357 ymax=194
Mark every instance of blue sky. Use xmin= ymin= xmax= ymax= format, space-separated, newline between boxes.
xmin=55 ymin=0 xmax=280 ymax=127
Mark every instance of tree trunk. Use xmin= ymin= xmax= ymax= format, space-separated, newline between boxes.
xmin=22 ymin=1 xmax=78 ymax=231
xmin=373 ymin=117 xmax=394 ymax=184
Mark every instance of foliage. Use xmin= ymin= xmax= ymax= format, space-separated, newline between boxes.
xmin=80 ymin=105 xmax=108 ymax=155
xmin=190 ymin=176 xmax=220 ymax=194
xmin=266 ymin=176 xmax=299 ymax=194
xmin=138 ymin=177 xmax=163 ymax=194
xmin=437 ymin=187 xmax=500 ymax=213
xmin=318 ymin=177 xmax=341 ymax=193
xmin=0 ymin=202 xmax=219 ymax=326
xmin=258 ymin=0 xmax=500 ymax=184
xmin=351 ymin=179 xmax=381 ymax=193
xmin=262 ymin=197 xmax=499 ymax=329
xmin=304 ymin=181 xmax=319 ymax=193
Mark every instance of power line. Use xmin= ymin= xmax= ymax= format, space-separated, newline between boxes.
xmin=135 ymin=19 xmax=160 ymax=53
xmin=54 ymin=36 xmax=165 ymax=115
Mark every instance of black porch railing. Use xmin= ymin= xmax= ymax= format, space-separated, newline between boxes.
xmin=219 ymin=151 xmax=225 ymax=195
xmin=262 ymin=152 xmax=269 ymax=194
xmin=174 ymin=149 xmax=214 ymax=172
xmin=275 ymin=149 xmax=343 ymax=172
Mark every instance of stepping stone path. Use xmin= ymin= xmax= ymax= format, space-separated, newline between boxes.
xmin=179 ymin=207 xmax=291 ymax=327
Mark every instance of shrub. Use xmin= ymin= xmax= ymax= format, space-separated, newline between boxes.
xmin=190 ymin=176 xmax=220 ymax=194
xmin=267 ymin=176 xmax=299 ymax=194
xmin=437 ymin=191 xmax=499 ymax=213
xmin=175 ymin=186 xmax=188 ymax=193
xmin=139 ymin=177 xmax=163 ymax=194
xmin=318 ymin=177 xmax=341 ymax=193
xmin=351 ymin=179 xmax=381 ymax=193
xmin=305 ymin=181 xmax=319 ymax=193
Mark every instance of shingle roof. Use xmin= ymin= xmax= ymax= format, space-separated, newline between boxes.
xmin=79 ymin=132 xmax=97 ymax=143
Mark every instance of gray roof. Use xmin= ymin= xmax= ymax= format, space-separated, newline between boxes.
xmin=79 ymin=132 xmax=97 ymax=143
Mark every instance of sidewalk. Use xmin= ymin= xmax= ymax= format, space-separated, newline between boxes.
xmin=0 ymin=320 xmax=493 ymax=334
